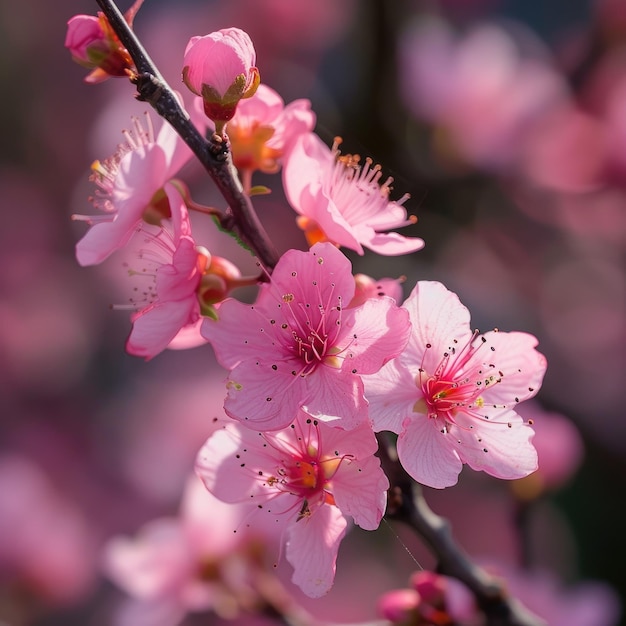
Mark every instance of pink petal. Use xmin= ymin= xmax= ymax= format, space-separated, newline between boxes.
xmin=303 ymin=367 xmax=367 ymax=429
xmin=397 ymin=417 xmax=463 ymax=488
xmin=224 ymin=359 xmax=304 ymax=430
xmin=341 ymin=297 xmax=411 ymax=374
xmin=402 ymin=281 xmax=472 ymax=373
xmin=201 ymin=299 xmax=271 ymax=370
xmin=155 ymin=238 xmax=200 ymax=301
xmin=102 ymin=519 xmax=191 ymax=599
xmin=282 ymin=132 xmax=329 ymax=210
xmin=361 ymin=230 xmax=425 ymax=256
xmin=454 ymin=409 xmax=538 ymax=479
xmin=126 ymin=299 xmax=196 ymax=360
xmin=478 ymin=330 xmax=547 ymax=406
xmin=195 ymin=423 xmax=278 ymax=503
xmin=285 ymin=504 xmax=347 ymax=598
xmin=332 ymin=454 xmax=388 ymax=530
xmin=364 ymin=359 xmax=419 ymax=434
xmin=270 ymin=242 xmax=357 ymax=307
xmin=305 ymin=187 xmax=364 ymax=254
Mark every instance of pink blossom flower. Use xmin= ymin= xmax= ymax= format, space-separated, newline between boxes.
xmin=64 ymin=1 xmax=144 ymax=84
xmin=73 ymin=112 xmax=195 ymax=266
xmin=201 ymin=242 xmax=411 ymax=430
xmin=363 ymin=281 xmax=547 ymax=488
xmin=226 ymin=83 xmax=316 ymax=177
xmin=122 ymin=183 xmax=208 ymax=360
xmin=195 ymin=411 xmax=389 ymax=598
xmin=103 ymin=475 xmax=267 ymax=625
xmin=182 ymin=28 xmax=260 ymax=133
xmin=282 ymin=133 xmax=424 ymax=255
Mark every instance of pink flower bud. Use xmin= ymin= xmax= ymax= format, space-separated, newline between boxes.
xmin=64 ymin=14 xmax=133 ymax=83
xmin=182 ymin=28 xmax=260 ymax=134
xmin=377 ymin=588 xmax=420 ymax=623
xmin=65 ymin=15 xmax=105 ymax=66
xmin=65 ymin=1 xmax=144 ymax=84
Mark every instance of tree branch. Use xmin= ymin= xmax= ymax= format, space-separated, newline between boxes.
xmin=94 ymin=0 xmax=279 ymax=272
xmin=377 ymin=433 xmax=547 ymax=626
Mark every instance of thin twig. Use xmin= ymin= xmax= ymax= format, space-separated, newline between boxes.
xmin=377 ymin=433 xmax=547 ymax=626
xmin=94 ymin=0 xmax=279 ymax=272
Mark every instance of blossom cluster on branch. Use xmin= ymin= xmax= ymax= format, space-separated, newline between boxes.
xmin=48 ymin=2 xmax=620 ymax=626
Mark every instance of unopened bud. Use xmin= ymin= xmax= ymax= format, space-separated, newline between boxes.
xmin=182 ymin=28 xmax=260 ymax=136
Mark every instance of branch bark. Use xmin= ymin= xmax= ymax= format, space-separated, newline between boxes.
xmin=377 ymin=433 xmax=547 ymax=626
xmin=94 ymin=0 xmax=279 ymax=272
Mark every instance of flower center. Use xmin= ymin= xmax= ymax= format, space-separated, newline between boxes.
xmin=415 ymin=333 xmax=503 ymax=427
xmin=423 ymin=376 xmax=482 ymax=418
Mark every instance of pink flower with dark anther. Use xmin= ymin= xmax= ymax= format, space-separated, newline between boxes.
xmin=182 ymin=28 xmax=260 ymax=134
xmin=122 ymin=184 xmax=207 ymax=360
xmin=73 ymin=112 xmax=195 ymax=266
xmin=195 ymin=411 xmax=389 ymax=598
xmin=201 ymin=242 xmax=411 ymax=430
xmin=226 ymin=83 xmax=316 ymax=178
xmin=103 ymin=475 xmax=268 ymax=625
xmin=363 ymin=281 xmax=547 ymax=489
xmin=282 ymin=133 xmax=424 ymax=255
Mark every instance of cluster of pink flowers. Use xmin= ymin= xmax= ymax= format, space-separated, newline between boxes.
xmin=65 ymin=7 xmax=555 ymax=623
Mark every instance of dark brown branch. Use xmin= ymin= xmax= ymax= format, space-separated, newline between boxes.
xmin=94 ymin=0 xmax=279 ymax=272
xmin=377 ymin=433 xmax=547 ymax=626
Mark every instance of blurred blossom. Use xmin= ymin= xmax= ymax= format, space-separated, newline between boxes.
xmin=0 ymin=170 xmax=101 ymax=395
xmin=0 ymin=454 xmax=97 ymax=606
xmin=520 ymin=103 xmax=608 ymax=192
xmin=483 ymin=562 xmax=621 ymax=626
xmin=109 ymin=365 xmax=226 ymax=505
xmin=399 ymin=17 xmax=567 ymax=173
xmin=510 ymin=401 xmax=585 ymax=499
xmin=103 ymin=475 xmax=271 ymax=626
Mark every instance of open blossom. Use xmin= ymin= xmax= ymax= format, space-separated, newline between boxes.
xmin=182 ymin=28 xmax=260 ymax=133
xmin=123 ymin=183 xmax=207 ymax=360
xmin=103 ymin=475 xmax=267 ymax=625
xmin=226 ymin=83 xmax=316 ymax=175
xmin=282 ymin=132 xmax=424 ymax=256
xmin=195 ymin=411 xmax=389 ymax=598
xmin=73 ymin=112 xmax=195 ymax=266
xmin=363 ymin=281 xmax=547 ymax=488
xmin=201 ymin=242 xmax=411 ymax=430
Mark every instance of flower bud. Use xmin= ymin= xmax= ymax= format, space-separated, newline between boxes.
xmin=65 ymin=0 xmax=147 ymax=85
xmin=182 ymin=28 xmax=260 ymax=135
xmin=65 ymin=14 xmax=133 ymax=83
xmin=377 ymin=588 xmax=420 ymax=624
xmin=197 ymin=255 xmax=243 ymax=319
